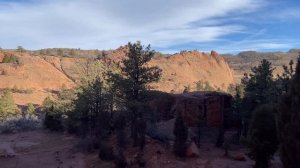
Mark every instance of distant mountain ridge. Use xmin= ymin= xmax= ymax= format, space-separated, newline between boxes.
xmin=222 ymin=49 xmax=299 ymax=82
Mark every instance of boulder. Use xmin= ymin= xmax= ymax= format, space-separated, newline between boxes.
xmin=186 ymin=142 xmax=200 ymax=158
xmin=233 ymin=153 xmax=246 ymax=161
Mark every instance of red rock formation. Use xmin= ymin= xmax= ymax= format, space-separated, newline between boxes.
xmin=148 ymin=91 xmax=232 ymax=128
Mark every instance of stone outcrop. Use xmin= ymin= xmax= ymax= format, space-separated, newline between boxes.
xmin=148 ymin=91 xmax=232 ymax=128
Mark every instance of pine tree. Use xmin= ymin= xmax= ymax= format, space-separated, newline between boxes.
xmin=241 ymin=59 xmax=276 ymax=137
xmin=121 ymin=41 xmax=161 ymax=145
xmin=173 ymin=115 xmax=188 ymax=157
xmin=121 ymin=41 xmax=162 ymax=101
xmin=276 ymin=60 xmax=294 ymax=94
xmin=278 ymin=58 xmax=300 ymax=168
xmin=248 ymin=105 xmax=278 ymax=168
xmin=74 ymin=78 xmax=110 ymax=137
xmin=0 ymin=89 xmax=18 ymax=120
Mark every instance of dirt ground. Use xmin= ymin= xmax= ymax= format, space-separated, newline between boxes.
xmin=0 ymin=131 xmax=85 ymax=168
xmin=0 ymin=131 xmax=283 ymax=168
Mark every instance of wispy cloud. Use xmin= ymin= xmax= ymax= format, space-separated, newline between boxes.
xmin=215 ymin=39 xmax=300 ymax=53
xmin=0 ymin=0 xmax=264 ymax=50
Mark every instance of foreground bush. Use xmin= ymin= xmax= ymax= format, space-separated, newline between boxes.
xmin=248 ymin=105 xmax=278 ymax=168
xmin=0 ymin=116 xmax=42 ymax=134
xmin=44 ymin=109 xmax=64 ymax=131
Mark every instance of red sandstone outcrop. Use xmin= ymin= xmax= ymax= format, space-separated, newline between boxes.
xmin=148 ymin=91 xmax=232 ymax=128
xmin=0 ymin=48 xmax=234 ymax=105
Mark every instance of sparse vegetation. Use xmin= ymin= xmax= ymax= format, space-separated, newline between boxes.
xmin=196 ymin=80 xmax=215 ymax=91
xmin=2 ymin=55 xmax=18 ymax=63
xmin=11 ymin=86 xmax=34 ymax=94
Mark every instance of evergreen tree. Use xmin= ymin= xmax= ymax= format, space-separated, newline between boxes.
xmin=121 ymin=41 xmax=161 ymax=145
xmin=74 ymin=78 xmax=110 ymax=137
xmin=173 ymin=115 xmax=188 ymax=157
xmin=121 ymin=41 xmax=162 ymax=101
xmin=26 ymin=103 xmax=36 ymax=117
xmin=278 ymin=58 xmax=300 ymax=168
xmin=276 ymin=60 xmax=294 ymax=94
xmin=241 ymin=59 xmax=276 ymax=136
xmin=0 ymin=89 xmax=18 ymax=120
xmin=248 ymin=105 xmax=278 ymax=168
xmin=16 ymin=46 xmax=25 ymax=53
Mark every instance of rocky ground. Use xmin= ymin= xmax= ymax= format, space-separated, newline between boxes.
xmin=0 ymin=130 xmax=282 ymax=168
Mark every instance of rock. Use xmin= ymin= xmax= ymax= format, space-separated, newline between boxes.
xmin=0 ymin=144 xmax=16 ymax=158
xmin=186 ymin=142 xmax=200 ymax=157
xmin=233 ymin=154 xmax=247 ymax=161
xmin=211 ymin=50 xmax=219 ymax=58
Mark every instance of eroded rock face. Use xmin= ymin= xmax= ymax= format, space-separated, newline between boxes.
xmin=0 ymin=48 xmax=234 ymax=106
xmin=105 ymin=48 xmax=235 ymax=92
xmin=149 ymin=51 xmax=234 ymax=92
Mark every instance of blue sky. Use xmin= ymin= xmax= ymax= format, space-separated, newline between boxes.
xmin=0 ymin=0 xmax=299 ymax=54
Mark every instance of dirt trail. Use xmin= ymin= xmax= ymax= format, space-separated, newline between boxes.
xmin=0 ymin=131 xmax=85 ymax=168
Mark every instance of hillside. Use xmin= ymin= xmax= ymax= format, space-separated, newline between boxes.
xmin=0 ymin=48 xmax=234 ymax=105
xmin=222 ymin=50 xmax=299 ymax=82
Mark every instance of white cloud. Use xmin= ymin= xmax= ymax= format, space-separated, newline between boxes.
xmin=0 ymin=0 xmax=263 ymax=50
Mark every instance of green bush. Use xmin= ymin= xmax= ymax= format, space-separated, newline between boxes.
xmin=44 ymin=107 xmax=64 ymax=131
xmin=2 ymin=55 xmax=18 ymax=63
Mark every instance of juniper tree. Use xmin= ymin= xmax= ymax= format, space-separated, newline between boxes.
xmin=278 ymin=58 xmax=300 ymax=168
xmin=248 ymin=105 xmax=278 ymax=168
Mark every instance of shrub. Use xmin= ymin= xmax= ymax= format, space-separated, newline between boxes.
xmin=11 ymin=87 xmax=34 ymax=94
xmin=98 ymin=140 xmax=115 ymax=161
xmin=44 ymin=106 xmax=64 ymax=131
xmin=26 ymin=103 xmax=36 ymax=117
xmin=2 ymin=55 xmax=18 ymax=63
xmin=0 ymin=117 xmax=42 ymax=134
xmin=248 ymin=105 xmax=278 ymax=168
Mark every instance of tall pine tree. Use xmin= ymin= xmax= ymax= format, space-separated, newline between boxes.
xmin=121 ymin=41 xmax=161 ymax=145
xmin=278 ymin=58 xmax=300 ymax=168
